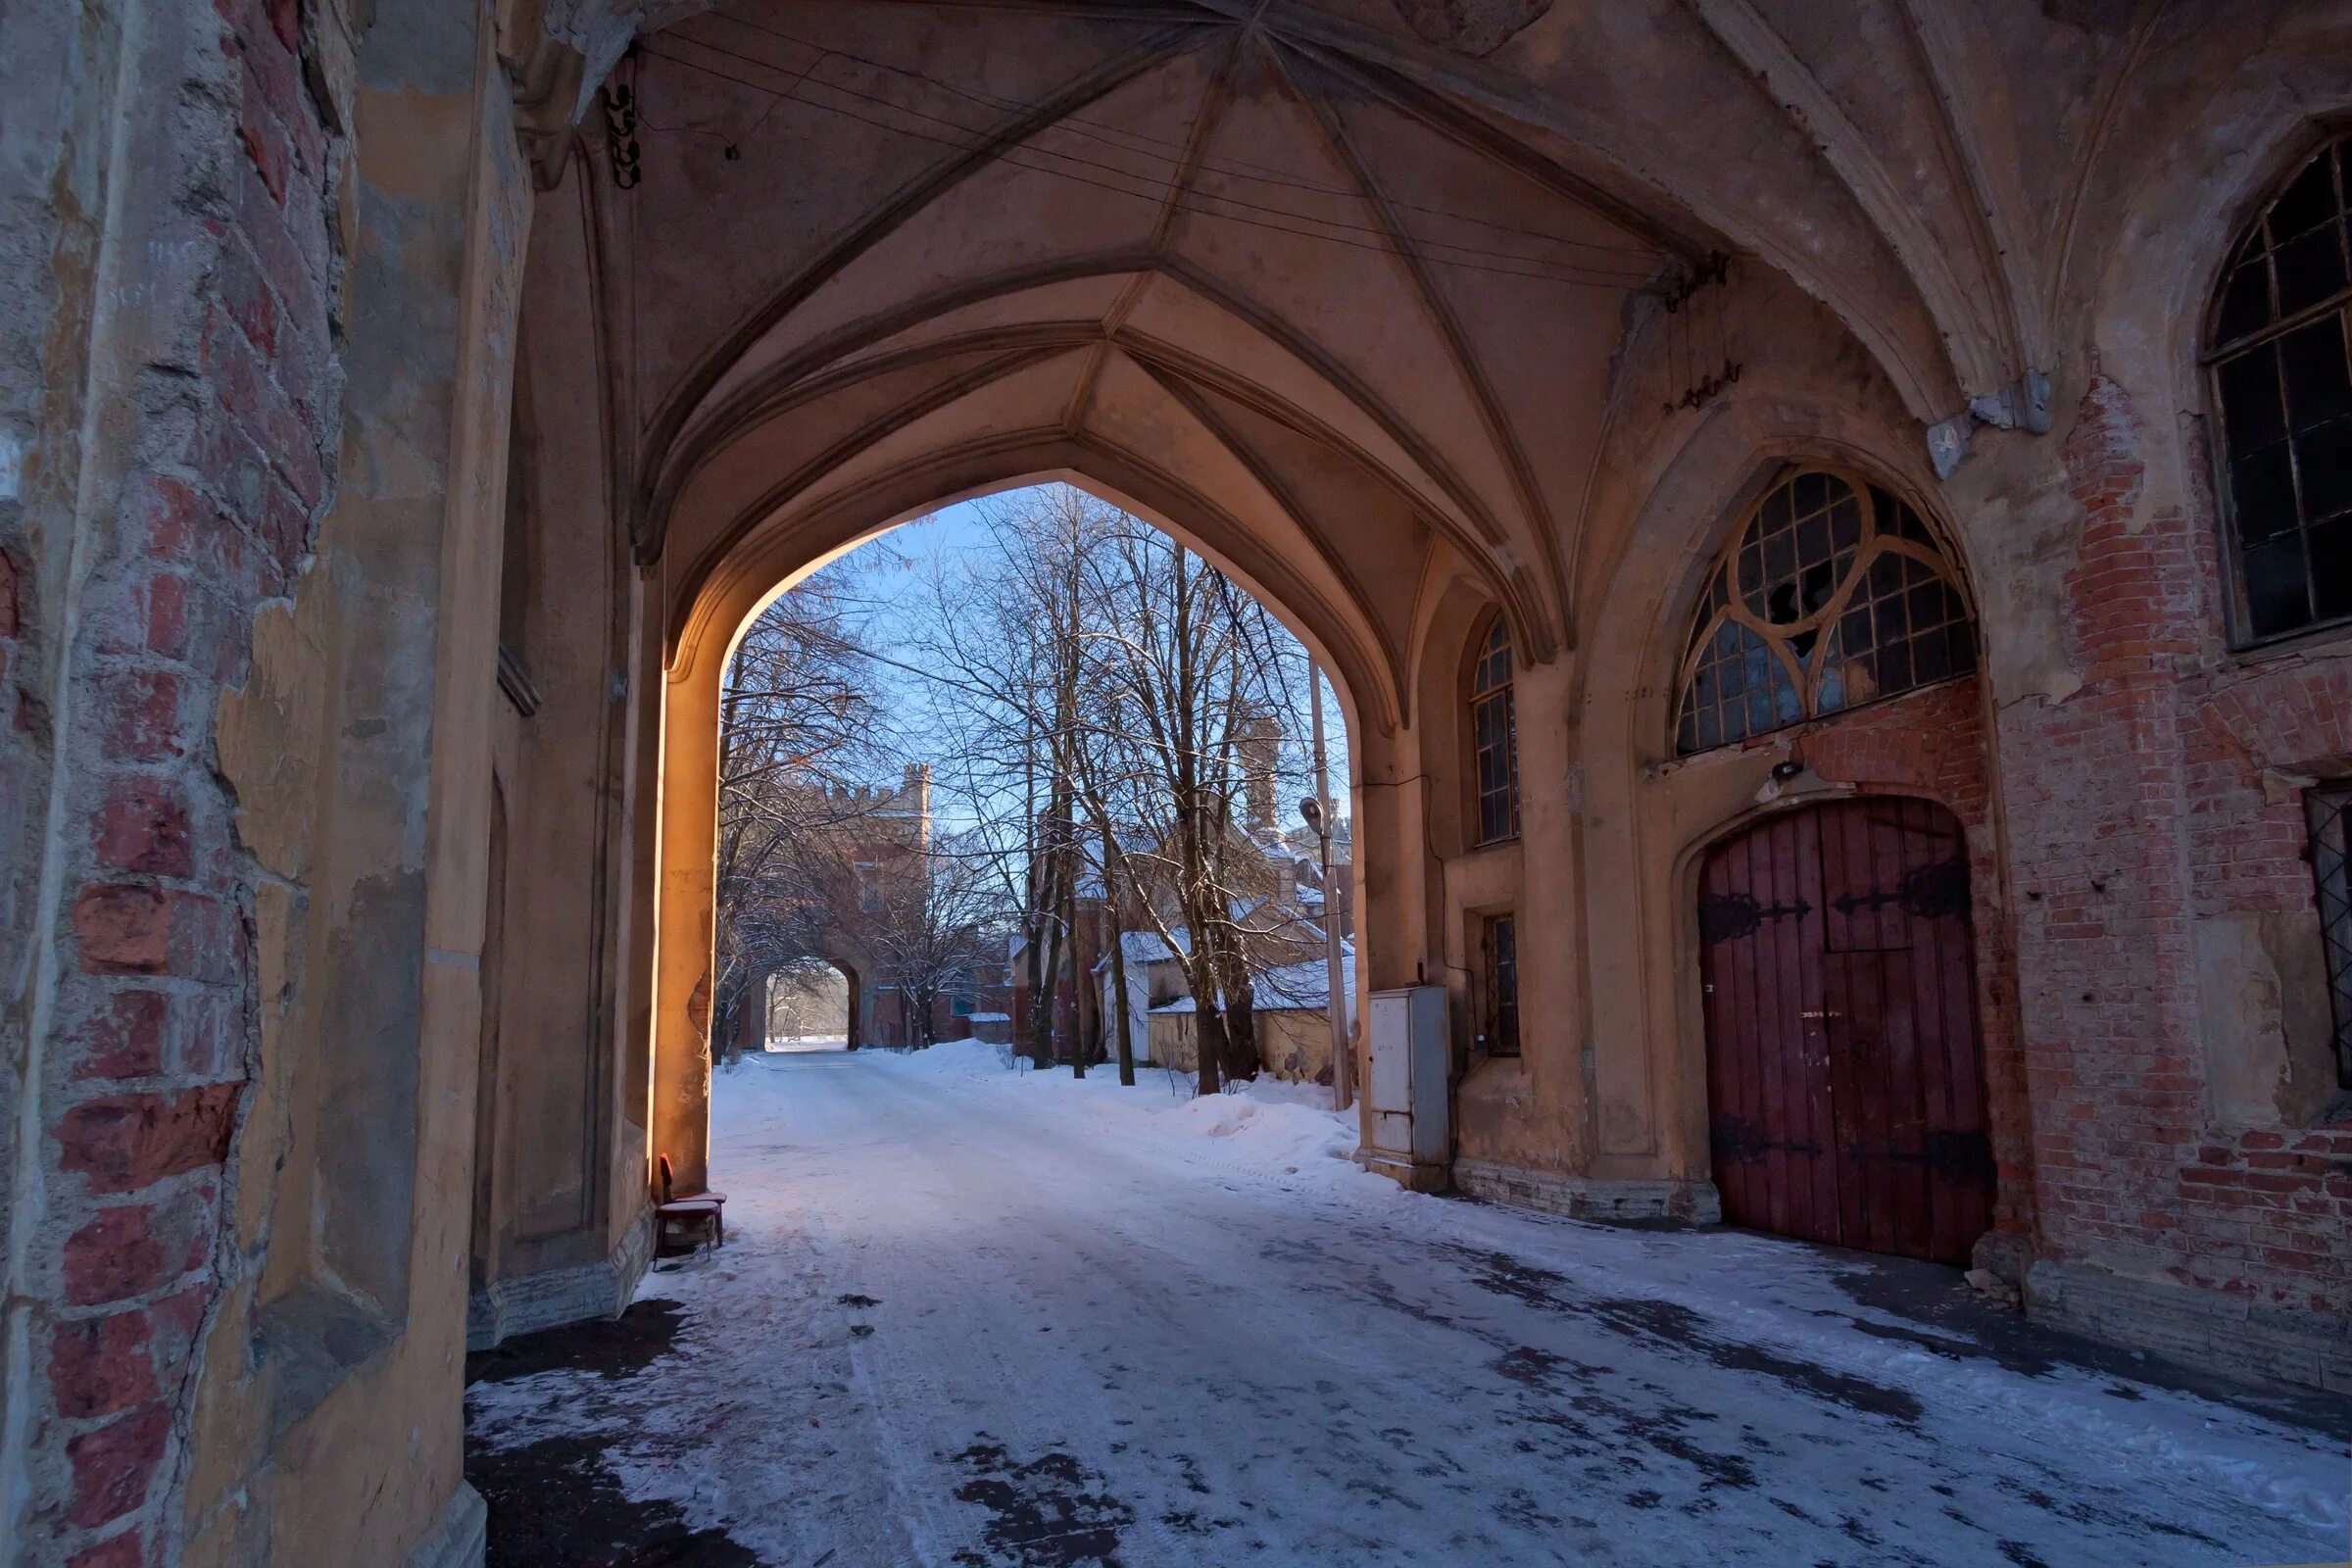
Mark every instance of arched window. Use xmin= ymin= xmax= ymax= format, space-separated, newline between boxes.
xmin=1469 ymin=613 xmax=1519 ymax=843
xmin=2211 ymin=134 xmax=2352 ymax=644
xmin=1675 ymin=468 xmax=1975 ymax=757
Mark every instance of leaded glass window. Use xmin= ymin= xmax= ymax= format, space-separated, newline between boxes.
xmin=2211 ymin=136 xmax=2352 ymax=643
xmin=2307 ymin=782 xmax=2352 ymax=1089
xmin=1471 ymin=615 xmax=1519 ymax=843
xmin=1674 ymin=469 xmax=1976 ymax=757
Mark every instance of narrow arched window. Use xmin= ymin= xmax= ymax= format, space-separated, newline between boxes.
xmin=1675 ymin=469 xmax=1975 ymax=757
xmin=2211 ymin=135 xmax=2352 ymax=644
xmin=1470 ymin=614 xmax=1519 ymax=843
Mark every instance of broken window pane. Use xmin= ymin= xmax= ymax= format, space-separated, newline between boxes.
xmin=2243 ymin=536 xmax=2312 ymax=637
xmin=2217 ymin=344 xmax=2285 ymax=450
xmin=2299 ymin=420 xmax=2352 ymax=520
xmin=2216 ymin=259 xmax=2273 ymax=347
xmin=2277 ymin=227 xmax=2350 ymax=318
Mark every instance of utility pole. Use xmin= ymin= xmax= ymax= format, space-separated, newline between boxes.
xmin=1308 ymin=663 xmax=1352 ymax=1110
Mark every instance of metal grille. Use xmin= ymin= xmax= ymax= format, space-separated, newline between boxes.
xmin=1471 ymin=616 xmax=1519 ymax=843
xmin=2211 ymin=135 xmax=2352 ymax=644
xmin=2307 ymin=782 xmax=2352 ymax=1088
xmin=1485 ymin=914 xmax=1520 ymax=1057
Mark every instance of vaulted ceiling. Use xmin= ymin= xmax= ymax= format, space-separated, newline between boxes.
xmin=532 ymin=0 xmax=2316 ymax=701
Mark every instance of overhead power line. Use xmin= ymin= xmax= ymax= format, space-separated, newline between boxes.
xmin=696 ymin=10 xmax=1658 ymax=264
xmin=630 ymin=33 xmax=1663 ymax=290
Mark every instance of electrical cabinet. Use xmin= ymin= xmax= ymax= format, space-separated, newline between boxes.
xmin=1364 ymin=985 xmax=1450 ymax=1191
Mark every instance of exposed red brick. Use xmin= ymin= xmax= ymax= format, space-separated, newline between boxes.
xmin=172 ymin=992 xmax=239 ymax=1079
xmin=74 ymin=888 xmax=168 ymax=975
xmin=1981 ymin=373 xmax=2352 ymax=1318
xmin=66 ymin=1404 xmax=172 ymax=1529
xmin=140 ymin=571 xmax=191 ymax=662
xmin=236 ymin=59 xmax=291 ymax=203
xmin=92 ymin=781 xmax=192 ymax=878
xmin=54 ymin=1086 xmax=241 ymax=1196
xmin=62 ymin=1207 xmax=168 ymax=1307
xmin=73 ymin=887 xmax=238 ymax=984
xmin=93 ymin=669 xmax=187 ymax=763
xmin=212 ymin=237 xmax=277 ymax=361
xmin=65 ymin=1533 xmax=145 ymax=1568
xmin=0 ymin=546 xmax=19 ymax=638
xmin=50 ymin=1310 xmax=159 ymax=1420
xmin=70 ymin=990 xmax=168 ymax=1081
xmin=123 ymin=476 xmax=217 ymax=571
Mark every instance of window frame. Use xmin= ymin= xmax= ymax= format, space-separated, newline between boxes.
xmin=1467 ymin=612 xmax=1521 ymax=846
xmin=1481 ymin=911 xmax=1520 ymax=1059
xmin=1670 ymin=465 xmax=1977 ymax=759
xmin=2204 ymin=131 xmax=2352 ymax=651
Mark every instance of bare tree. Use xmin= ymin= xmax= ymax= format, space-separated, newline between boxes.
xmin=858 ymin=834 xmax=1008 ymax=1049
xmin=900 ymin=486 xmax=1329 ymax=1096
xmin=1079 ymin=524 xmax=1295 ymax=1094
xmin=902 ymin=489 xmax=1116 ymax=1072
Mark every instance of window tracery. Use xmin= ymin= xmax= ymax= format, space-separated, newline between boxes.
xmin=2211 ymin=134 xmax=2352 ymax=643
xmin=1674 ymin=469 xmax=1976 ymax=757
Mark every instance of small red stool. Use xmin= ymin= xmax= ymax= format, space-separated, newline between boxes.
xmin=655 ymin=1153 xmax=727 ymax=1255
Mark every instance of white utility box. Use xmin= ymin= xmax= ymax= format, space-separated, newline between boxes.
xmin=1363 ymin=985 xmax=1450 ymax=1191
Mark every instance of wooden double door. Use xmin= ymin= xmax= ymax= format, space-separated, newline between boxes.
xmin=1696 ymin=798 xmax=1993 ymax=1265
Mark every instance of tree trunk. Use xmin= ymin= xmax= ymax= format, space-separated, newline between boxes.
xmin=1034 ymin=850 xmax=1066 ymax=1071
xmin=1185 ymin=953 xmax=1225 ymax=1095
xmin=1064 ymin=859 xmax=1086 ymax=1078
xmin=1206 ymin=916 xmax=1258 ymax=1083
xmin=1219 ymin=962 xmax=1259 ymax=1084
xmin=1103 ymin=829 xmax=1136 ymax=1087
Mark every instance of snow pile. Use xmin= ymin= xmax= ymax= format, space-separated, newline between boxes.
xmin=1157 ymin=1078 xmax=1357 ymax=1166
xmin=760 ymin=1034 xmax=847 ymax=1054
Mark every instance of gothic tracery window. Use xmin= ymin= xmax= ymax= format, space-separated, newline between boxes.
xmin=2211 ymin=134 xmax=2352 ymax=643
xmin=1674 ymin=468 xmax=1976 ymax=757
xmin=1470 ymin=614 xmax=1520 ymax=843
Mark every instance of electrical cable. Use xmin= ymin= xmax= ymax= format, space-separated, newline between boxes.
xmin=643 ymin=33 xmax=1654 ymax=284
xmin=694 ymin=9 xmax=1657 ymax=262
xmin=632 ymin=34 xmax=1662 ymax=289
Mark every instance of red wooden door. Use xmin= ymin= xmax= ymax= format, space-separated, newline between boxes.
xmin=1697 ymin=798 xmax=1992 ymax=1264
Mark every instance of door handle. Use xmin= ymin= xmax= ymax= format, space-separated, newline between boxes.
xmin=1799 ymin=1009 xmax=1840 ymax=1019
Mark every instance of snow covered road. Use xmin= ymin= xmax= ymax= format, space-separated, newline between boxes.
xmin=466 ymin=1046 xmax=2350 ymax=1567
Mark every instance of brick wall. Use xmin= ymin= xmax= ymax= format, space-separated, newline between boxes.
xmin=2170 ymin=617 xmax=2352 ymax=1325
xmin=24 ymin=2 xmax=343 ymax=1560
xmin=1996 ymin=374 xmax=2352 ymax=1361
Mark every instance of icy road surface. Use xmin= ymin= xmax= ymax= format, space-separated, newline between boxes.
xmin=466 ymin=1045 xmax=2349 ymax=1567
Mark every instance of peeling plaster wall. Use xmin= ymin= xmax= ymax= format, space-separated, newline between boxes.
xmin=0 ymin=0 xmax=535 ymax=1561
xmin=0 ymin=0 xmax=357 ymax=1560
xmin=178 ymin=0 xmax=532 ymax=1561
